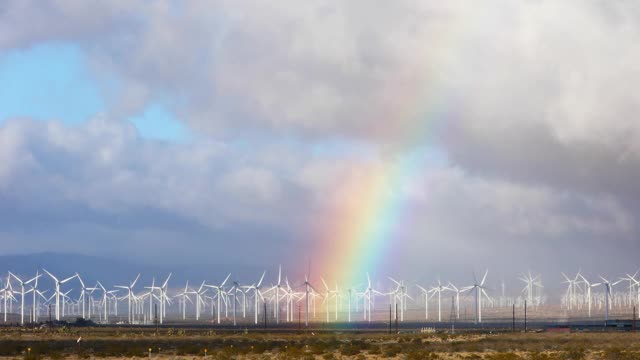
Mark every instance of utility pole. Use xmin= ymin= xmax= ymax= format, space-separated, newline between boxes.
xmin=155 ymin=304 xmax=158 ymax=334
xmin=512 ymin=304 xmax=515 ymax=333
xmin=633 ymin=306 xmax=636 ymax=333
xmin=388 ymin=304 xmax=392 ymax=334
xmin=449 ymin=296 xmax=456 ymax=334
xmin=524 ymin=300 xmax=527 ymax=332
xmin=263 ymin=302 xmax=267 ymax=330
xmin=298 ymin=305 xmax=301 ymax=331
xmin=395 ymin=303 xmax=399 ymax=334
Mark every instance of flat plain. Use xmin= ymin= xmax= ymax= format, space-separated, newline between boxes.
xmin=0 ymin=326 xmax=638 ymax=359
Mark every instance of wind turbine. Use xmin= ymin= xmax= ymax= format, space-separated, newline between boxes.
xmin=447 ymin=282 xmax=462 ymax=319
xmin=519 ymin=271 xmax=544 ymax=307
xmin=362 ymin=273 xmax=382 ymax=322
xmin=298 ymin=262 xmax=319 ymax=327
xmin=175 ymin=281 xmax=193 ymax=321
xmin=60 ymin=288 xmax=74 ymax=318
xmin=159 ymin=273 xmax=171 ymax=323
xmin=462 ymin=270 xmax=491 ymax=324
xmin=43 ymin=269 xmax=77 ymax=321
xmin=269 ymin=265 xmax=283 ymax=324
xmin=577 ymin=273 xmax=599 ymax=318
xmin=204 ymin=273 xmax=230 ymax=324
xmin=75 ymin=273 xmax=93 ymax=319
xmin=625 ymin=272 xmax=640 ymax=319
xmin=9 ymin=272 xmax=37 ymax=325
xmin=333 ymin=281 xmax=341 ymax=322
xmin=27 ymin=271 xmax=43 ymax=323
xmin=428 ymin=280 xmax=447 ymax=322
xmin=320 ymin=277 xmax=335 ymax=323
xmin=187 ymin=281 xmax=208 ymax=321
xmin=114 ymin=274 xmax=140 ymax=324
xmin=242 ymin=272 xmax=266 ymax=325
xmin=416 ymin=285 xmax=430 ymax=321
xmin=144 ymin=277 xmax=159 ymax=324
xmin=91 ymin=281 xmax=111 ymax=323
xmin=229 ymin=280 xmax=242 ymax=326
xmin=2 ymin=274 xmax=15 ymax=323
xmin=388 ymin=277 xmax=408 ymax=322
xmin=345 ymin=286 xmax=357 ymax=323
xmin=597 ymin=276 xmax=622 ymax=323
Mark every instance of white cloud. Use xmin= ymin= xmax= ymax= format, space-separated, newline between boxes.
xmin=1 ymin=1 xmax=639 ymax=275
xmin=0 ymin=118 xmax=635 ymax=275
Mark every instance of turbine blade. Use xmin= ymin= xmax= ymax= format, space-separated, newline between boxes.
xmin=481 ymin=270 xmax=489 ymax=286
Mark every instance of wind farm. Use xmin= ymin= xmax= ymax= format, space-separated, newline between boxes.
xmin=0 ymin=267 xmax=638 ymax=329
xmin=0 ymin=266 xmax=639 ymax=359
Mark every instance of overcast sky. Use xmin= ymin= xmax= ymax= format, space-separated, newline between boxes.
xmin=0 ymin=1 xmax=639 ymax=284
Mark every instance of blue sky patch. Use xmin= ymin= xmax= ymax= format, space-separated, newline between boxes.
xmin=0 ymin=43 xmax=104 ymax=124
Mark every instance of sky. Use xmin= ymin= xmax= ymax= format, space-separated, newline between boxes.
xmin=0 ymin=1 xmax=639 ymax=286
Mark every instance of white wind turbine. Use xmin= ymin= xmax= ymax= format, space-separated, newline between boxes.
xmin=92 ymin=281 xmax=111 ymax=323
xmin=9 ymin=272 xmax=37 ymax=325
xmin=2 ymin=274 xmax=16 ymax=323
xmin=75 ymin=273 xmax=93 ymax=319
xmin=597 ymin=276 xmax=622 ymax=323
xmin=462 ymin=270 xmax=491 ymax=324
xmin=187 ymin=281 xmax=208 ymax=321
xmin=175 ymin=281 xmax=192 ymax=321
xmin=416 ymin=285 xmax=430 ymax=321
xmin=345 ymin=286 xmax=357 ymax=323
xmin=320 ymin=277 xmax=336 ymax=323
xmin=625 ymin=272 xmax=640 ymax=319
xmin=389 ymin=277 xmax=411 ymax=322
xmin=114 ymin=274 xmax=140 ymax=324
xmin=428 ymin=280 xmax=447 ymax=322
xmin=43 ymin=269 xmax=77 ymax=321
xmin=284 ymin=276 xmax=297 ymax=322
xmin=229 ymin=280 xmax=242 ymax=326
xmin=144 ymin=277 xmax=159 ymax=324
xmin=519 ymin=271 xmax=543 ymax=307
xmin=577 ymin=273 xmax=599 ymax=318
xmin=159 ymin=273 xmax=171 ymax=323
xmin=447 ymin=282 xmax=462 ymax=319
xmin=242 ymin=272 xmax=266 ymax=325
xmin=204 ymin=273 xmax=230 ymax=324
xmin=28 ymin=271 xmax=44 ymax=323
xmin=362 ymin=273 xmax=382 ymax=322
xmin=332 ymin=281 xmax=341 ymax=322
xmin=298 ymin=263 xmax=319 ymax=327
xmin=267 ymin=265 xmax=284 ymax=324
xmin=60 ymin=288 xmax=74 ymax=318
xmin=108 ymin=290 xmax=119 ymax=319
xmin=561 ymin=271 xmax=582 ymax=311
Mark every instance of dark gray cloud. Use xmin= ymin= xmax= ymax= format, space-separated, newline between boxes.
xmin=0 ymin=1 xmax=638 ymax=281
xmin=0 ymin=118 xmax=635 ymax=280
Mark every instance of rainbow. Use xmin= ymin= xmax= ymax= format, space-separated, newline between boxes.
xmin=307 ymin=5 xmax=493 ymax=285
xmin=310 ymin=45 xmax=468 ymax=287
xmin=312 ymin=152 xmax=427 ymax=287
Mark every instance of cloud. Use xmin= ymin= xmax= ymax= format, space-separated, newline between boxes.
xmin=0 ymin=118 xmax=635 ymax=278
xmin=2 ymin=2 xmax=637 ymax=140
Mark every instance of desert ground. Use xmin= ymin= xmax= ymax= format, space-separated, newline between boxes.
xmin=0 ymin=325 xmax=638 ymax=359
